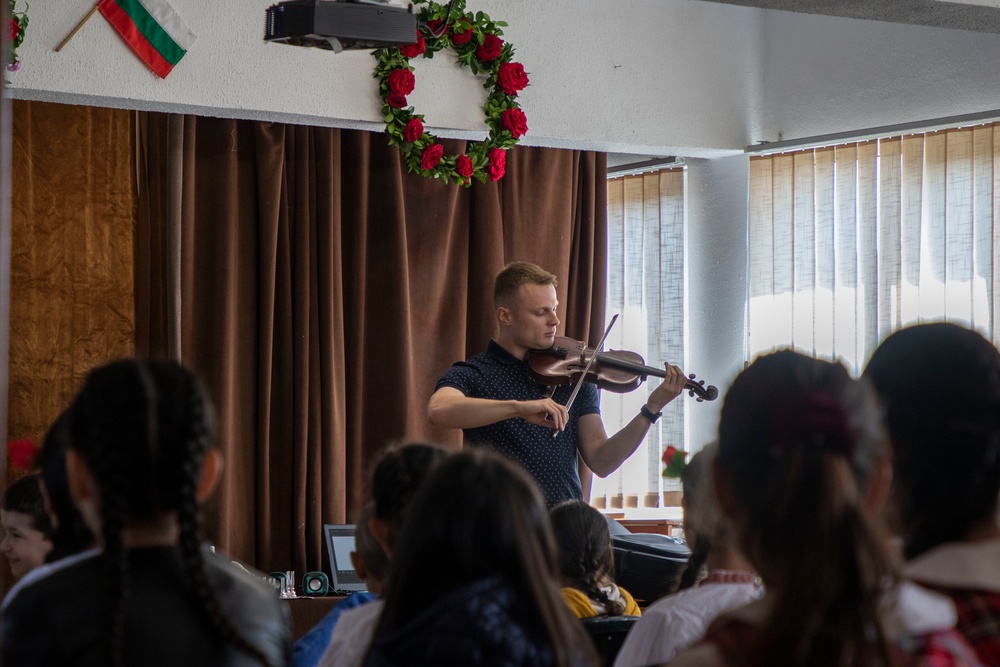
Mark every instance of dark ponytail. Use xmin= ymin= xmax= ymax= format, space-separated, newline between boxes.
xmin=717 ymin=350 xmax=897 ymax=667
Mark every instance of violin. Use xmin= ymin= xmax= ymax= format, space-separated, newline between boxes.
xmin=528 ymin=336 xmax=719 ymax=402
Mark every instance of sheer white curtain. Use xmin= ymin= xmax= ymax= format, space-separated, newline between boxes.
xmin=595 ymin=169 xmax=685 ymax=510
xmin=749 ymin=126 xmax=1000 ymax=373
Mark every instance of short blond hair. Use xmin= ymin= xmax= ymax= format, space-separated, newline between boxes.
xmin=494 ymin=262 xmax=557 ymax=309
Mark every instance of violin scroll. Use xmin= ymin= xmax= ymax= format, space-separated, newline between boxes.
xmin=686 ymin=374 xmax=719 ymax=403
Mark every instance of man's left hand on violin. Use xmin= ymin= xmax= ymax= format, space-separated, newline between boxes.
xmin=647 ymin=363 xmax=687 ymax=412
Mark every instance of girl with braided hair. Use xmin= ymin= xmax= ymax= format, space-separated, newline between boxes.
xmin=865 ymin=322 xmax=1000 ymax=665
xmin=2 ymin=358 xmax=291 ymax=667
xmin=548 ymin=499 xmax=640 ymax=619
xmin=669 ymin=350 xmax=979 ymax=667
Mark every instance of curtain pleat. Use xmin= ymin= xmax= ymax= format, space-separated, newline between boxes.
xmin=134 ymin=115 xmax=607 ymax=574
xmin=597 ymin=169 xmax=684 ymax=509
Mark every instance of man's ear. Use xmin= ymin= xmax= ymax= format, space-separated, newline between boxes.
xmin=196 ymin=449 xmax=223 ymax=502
xmin=66 ymin=449 xmax=96 ymax=507
xmin=712 ymin=459 xmax=739 ymax=521
xmin=368 ymin=516 xmax=393 ymax=557
xmin=349 ymin=551 xmax=369 ymax=581
xmin=863 ymin=455 xmax=894 ymax=514
xmin=497 ymin=305 xmax=512 ymax=328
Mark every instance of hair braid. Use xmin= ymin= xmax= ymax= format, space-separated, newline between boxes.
xmin=175 ymin=374 xmax=275 ymax=667
xmin=678 ymin=536 xmax=710 ymax=591
xmin=84 ymin=385 xmax=136 ymax=667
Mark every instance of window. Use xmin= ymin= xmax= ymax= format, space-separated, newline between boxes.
xmin=749 ymin=126 xmax=1000 ymax=372
xmin=594 ymin=168 xmax=686 ymax=511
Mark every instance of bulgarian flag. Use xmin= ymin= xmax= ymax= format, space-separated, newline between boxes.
xmin=98 ymin=0 xmax=196 ymax=78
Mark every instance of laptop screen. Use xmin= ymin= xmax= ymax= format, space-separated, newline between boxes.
xmin=323 ymin=524 xmax=367 ymax=592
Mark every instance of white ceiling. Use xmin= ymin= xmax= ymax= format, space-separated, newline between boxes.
xmin=701 ymin=0 xmax=1000 ymax=33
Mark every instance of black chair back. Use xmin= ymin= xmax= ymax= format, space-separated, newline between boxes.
xmin=581 ymin=615 xmax=640 ymax=667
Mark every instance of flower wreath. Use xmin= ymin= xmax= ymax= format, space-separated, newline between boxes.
xmin=8 ymin=0 xmax=28 ymax=72
xmin=372 ymin=0 xmax=529 ymax=187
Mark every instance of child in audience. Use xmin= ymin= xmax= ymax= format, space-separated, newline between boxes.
xmin=2 ymin=358 xmax=291 ymax=667
xmin=1 ymin=474 xmax=53 ymax=579
xmin=362 ymin=449 xmax=599 ymax=667
xmin=614 ymin=443 xmax=760 ymax=666
xmin=864 ymin=322 xmax=1000 ymax=664
xmin=318 ymin=442 xmax=450 ymax=667
xmin=669 ymin=350 xmax=979 ymax=667
xmin=292 ymin=502 xmax=388 ymax=667
xmin=549 ymin=499 xmax=640 ymax=619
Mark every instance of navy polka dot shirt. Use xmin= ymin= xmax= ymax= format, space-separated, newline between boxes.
xmin=436 ymin=340 xmax=601 ymax=508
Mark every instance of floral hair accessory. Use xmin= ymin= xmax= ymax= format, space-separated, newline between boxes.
xmin=768 ymin=391 xmax=855 ymax=459
xmin=661 ymin=445 xmax=687 ymax=478
xmin=372 ymin=0 xmax=528 ymax=186
xmin=8 ymin=1 xmax=28 ymax=73
xmin=8 ymin=437 xmax=39 ymax=470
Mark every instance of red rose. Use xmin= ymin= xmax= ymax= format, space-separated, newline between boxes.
xmin=497 ymin=62 xmax=529 ymax=95
xmin=477 ymin=34 xmax=503 ymax=61
xmin=661 ymin=445 xmax=679 ymax=465
xmin=399 ymin=33 xmax=426 ymax=58
xmin=500 ymin=108 xmax=528 ymax=139
xmin=387 ymin=69 xmax=415 ymax=95
xmin=403 ymin=118 xmax=424 ymax=143
xmin=451 ymin=20 xmax=473 ymax=44
xmin=488 ymin=148 xmax=506 ymax=181
xmin=425 ymin=19 xmax=449 ymax=37
xmin=8 ymin=438 xmax=37 ymax=470
xmin=455 ymin=154 xmax=474 ymax=178
xmin=386 ymin=91 xmax=407 ymax=108
xmin=7 ymin=19 xmax=18 ymax=42
xmin=420 ymin=143 xmax=444 ymax=170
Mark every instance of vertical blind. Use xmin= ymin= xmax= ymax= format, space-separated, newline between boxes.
xmin=597 ymin=169 xmax=686 ymax=509
xmin=749 ymin=125 xmax=1000 ymax=373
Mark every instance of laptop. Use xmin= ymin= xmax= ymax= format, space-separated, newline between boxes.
xmin=322 ymin=524 xmax=368 ymax=593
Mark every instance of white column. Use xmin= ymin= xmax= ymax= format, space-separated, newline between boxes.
xmin=684 ymin=156 xmax=749 ymax=452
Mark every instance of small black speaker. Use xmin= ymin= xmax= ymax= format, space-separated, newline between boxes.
xmin=302 ymin=571 xmax=330 ymax=596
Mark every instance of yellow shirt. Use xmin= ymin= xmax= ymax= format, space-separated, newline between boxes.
xmin=561 ymin=585 xmax=642 ymax=619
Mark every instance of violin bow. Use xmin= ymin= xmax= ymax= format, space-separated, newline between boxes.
xmin=553 ymin=314 xmax=619 ymax=437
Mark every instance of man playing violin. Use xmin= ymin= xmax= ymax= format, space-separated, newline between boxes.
xmin=427 ymin=261 xmax=686 ymax=507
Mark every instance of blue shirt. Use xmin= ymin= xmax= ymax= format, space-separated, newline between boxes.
xmin=291 ymin=591 xmax=378 ymax=667
xmin=436 ymin=339 xmax=601 ymax=507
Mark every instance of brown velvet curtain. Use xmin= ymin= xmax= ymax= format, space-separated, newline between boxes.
xmin=5 ymin=101 xmax=135 ymax=590
xmin=9 ymin=101 xmax=135 ymax=443
xmin=134 ymin=115 xmax=607 ymax=575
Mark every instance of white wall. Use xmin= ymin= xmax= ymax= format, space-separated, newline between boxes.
xmin=758 ymin=10 xmax=1000 ymax=145
xmin=12 ymin=1 xmax=1000 ymax=155
xmin=685 ymin=156 xmax=749 ymax=450
xmin=10 ymin=0 xmax=762 ymax=158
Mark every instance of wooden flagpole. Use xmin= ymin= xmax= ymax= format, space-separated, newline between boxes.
xmin=55 ymin=3 xmax=100 ymax=52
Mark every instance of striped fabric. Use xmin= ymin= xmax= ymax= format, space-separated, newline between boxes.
xmin=99 ymin=0 xmax=196 ymax=78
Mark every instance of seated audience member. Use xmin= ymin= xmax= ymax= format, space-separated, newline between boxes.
xmin=549 ymin=499 xmax=640 ymax=619
xmin=361 ymin=449 xmax=599 ymax=667
xmin=669 ymin=350 xmax=979 ymax=667
xmin=318 ymin=442 xmax=450 ymax=667
xmin=1 ymin=474 xmax=53 ymax=580
xmin=293 ymin=502 xmax=388 ymax=667
xmin=614 ymin=443 xmax=760 ymax=667
xmin=2 ymin=413 xmax=99 ymax=613
xmin=865 ymin=322 xmax=1000 ymax=665
xmin=2 ymin=359 xmax=291 ymax=667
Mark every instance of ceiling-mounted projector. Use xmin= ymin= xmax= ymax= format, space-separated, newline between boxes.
xmin=265 ymin=0 xmax=416 ymax=53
